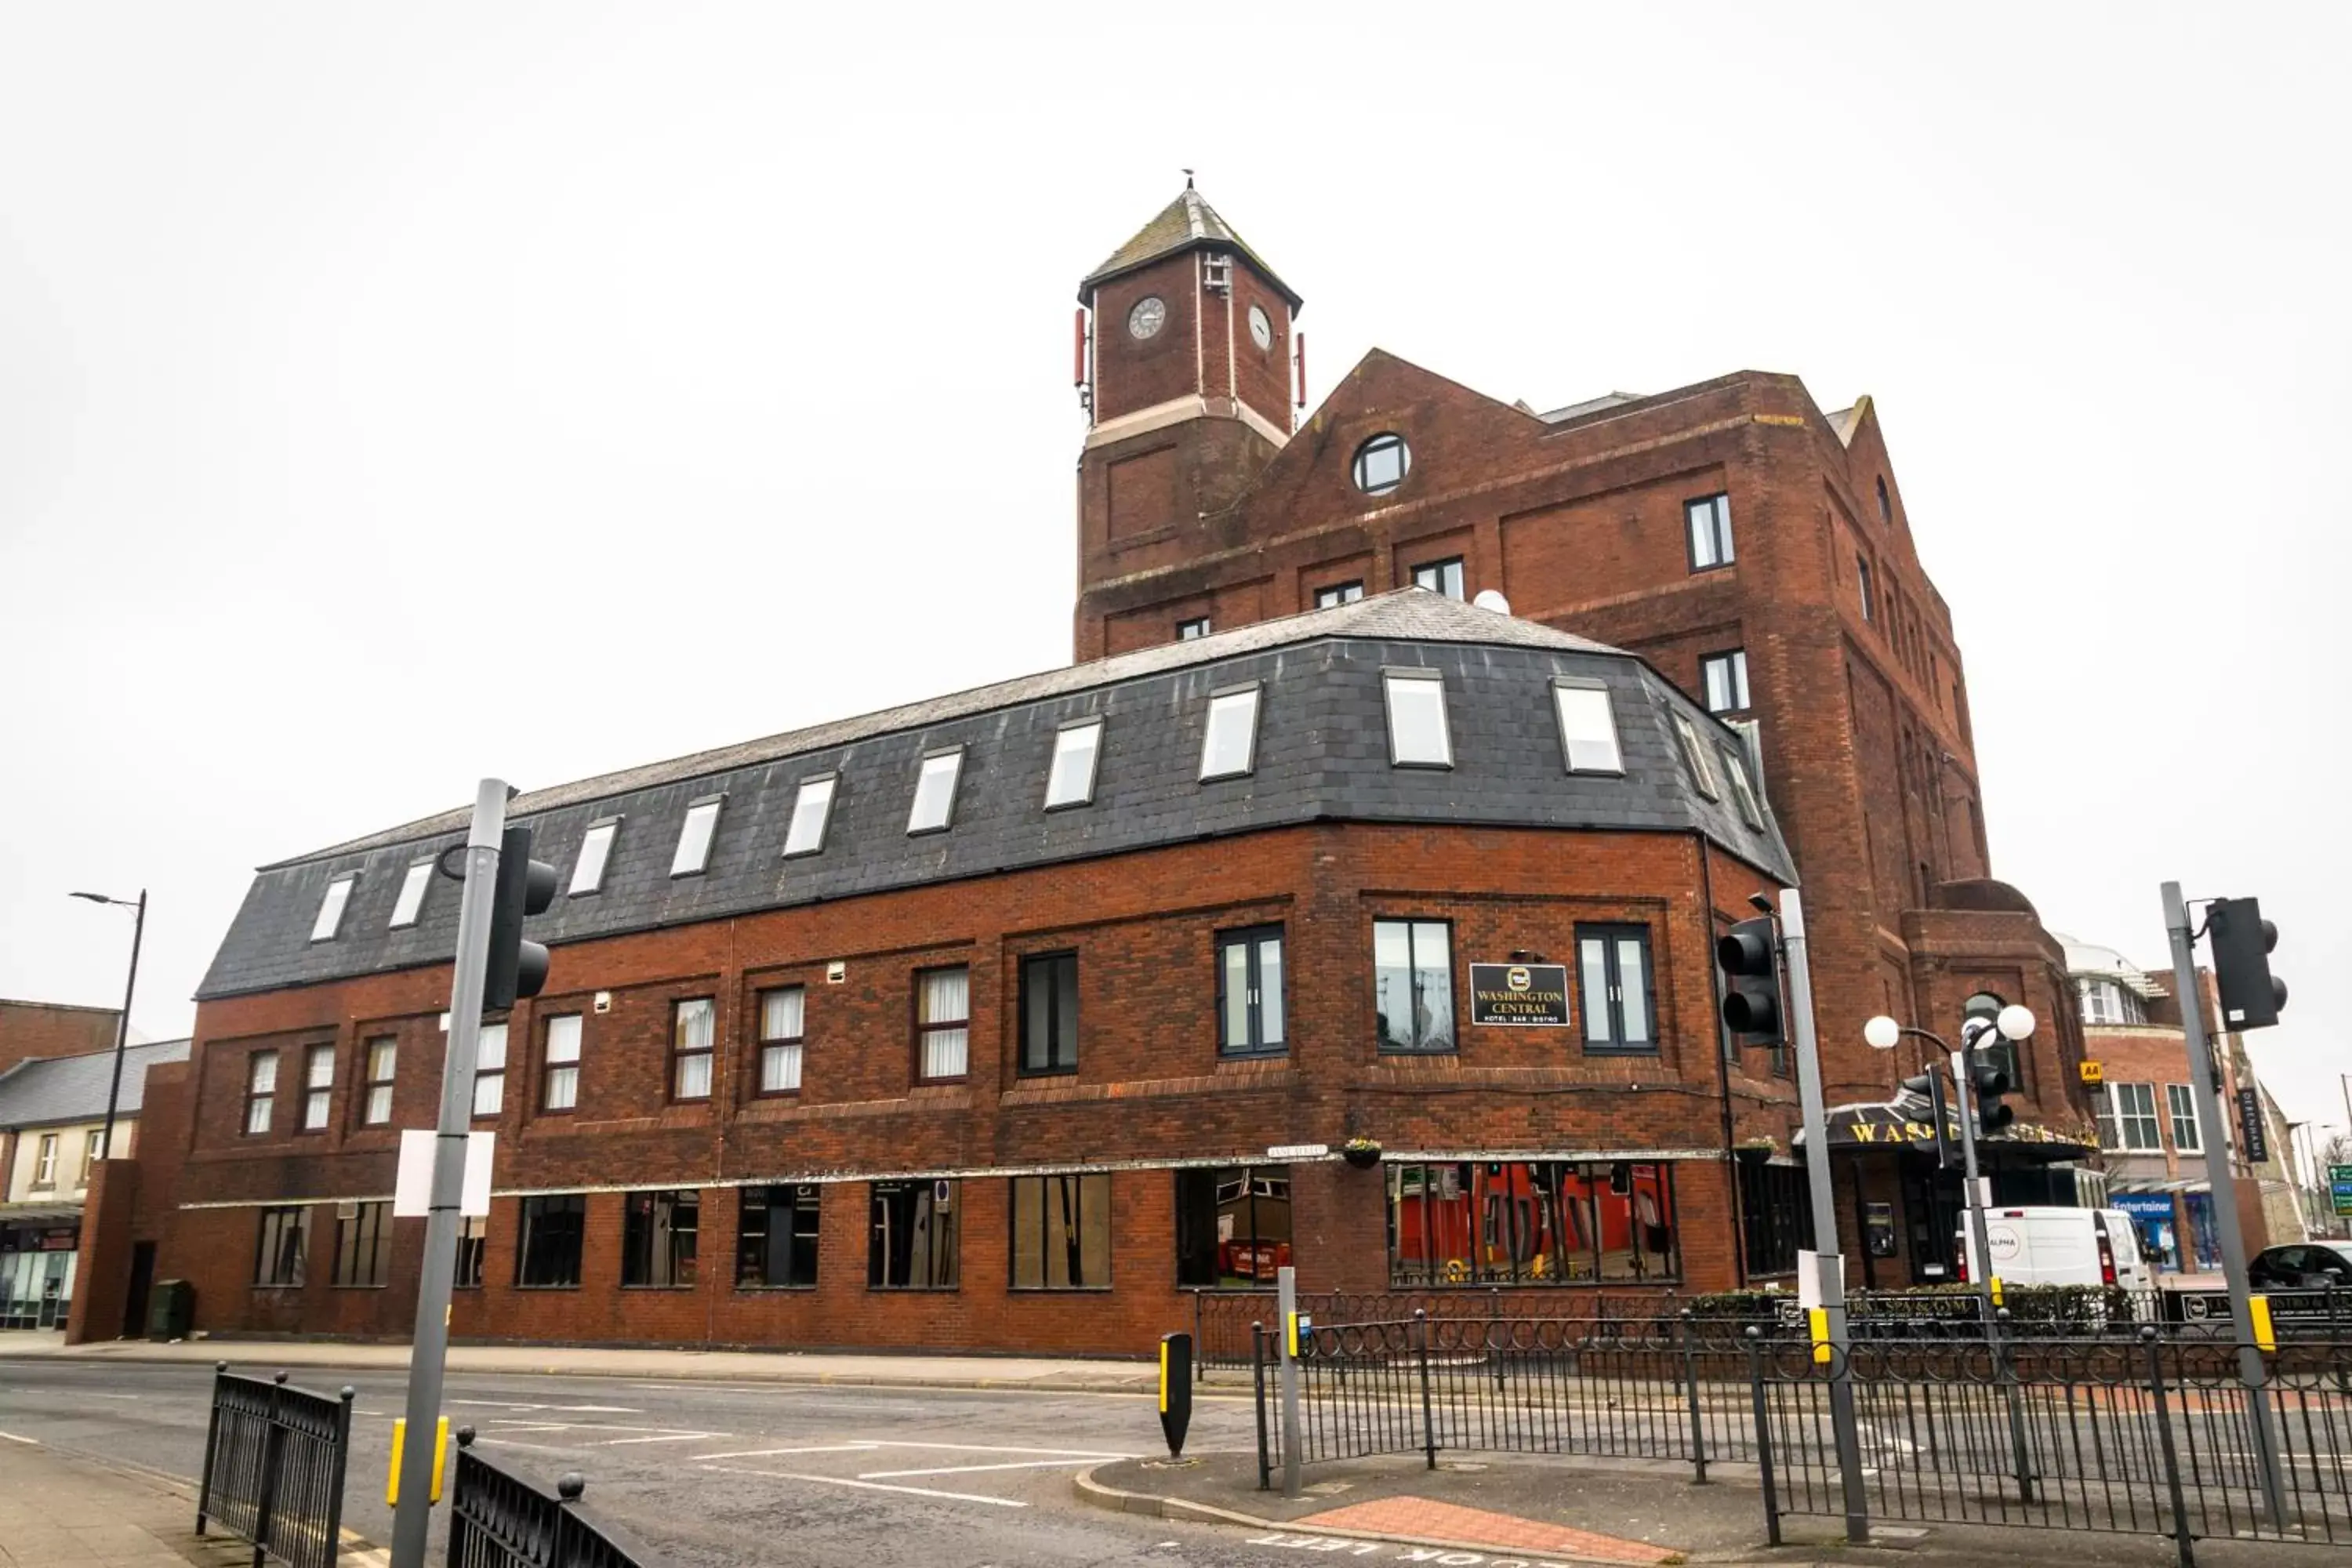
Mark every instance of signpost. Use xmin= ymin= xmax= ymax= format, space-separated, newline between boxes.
xmin=2329 ymin=1164 xmax=2352 ymax=1218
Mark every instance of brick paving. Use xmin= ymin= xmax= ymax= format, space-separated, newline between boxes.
xmin=1293 ymin=1496 xmax=1682 ymax=1563
xmin=0 ymin=1438 xmax=383 ymax=1568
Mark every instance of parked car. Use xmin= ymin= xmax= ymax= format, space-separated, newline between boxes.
xmin=1955 ymin=1207 xmax=2157 ymax=1294
xmin=2249 ymin=1242 xmax=2352 ymax=1289
xmin=2166 ymin=1243 xmax=2352 ymax=1335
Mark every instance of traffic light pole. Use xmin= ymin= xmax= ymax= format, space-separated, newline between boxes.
xmin=2161 ymin=879 xmax=2287 ymax=1530
xmin=1947 ymin=1028 xmax=2034 ymax=1501
xmin=1777 ymin=891 xmax=1869 ymax=1544
xmin=389 ymin=779 xmax=509 ymax=1568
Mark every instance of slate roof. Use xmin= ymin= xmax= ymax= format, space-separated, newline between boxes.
xmin=0 ymin=1038 xmax=192 ymax=1129
xmin=1080 ymin=186 xmax=1301 ymax=307
xmin=198 ymin=591 xmax=1794 ymax=1001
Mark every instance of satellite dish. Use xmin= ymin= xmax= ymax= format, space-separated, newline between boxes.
xmin=1472 ymin=589 xmax=1512 ymax=615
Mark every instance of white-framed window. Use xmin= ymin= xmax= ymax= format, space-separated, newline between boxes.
xmin=1722 ymin=747 xmax=1766 ymax=829
xmin=1552 ymin=679 xmax=1623 ymax=774
xmin=2167 ymin=1083 xmax=2201 ymax=1153
xmin=389 ymin=858 xmax=434 ymax=928
xmin=1857 ymin=557 xmax=1875 ymax=622
xmin=361 ymin=1036 xmax=396 ymax=1126
xmin=1044 ymin=719 xmax=1104 ymax=809
xmin=782 ymin=775 xmax=837 ymax=858
xmin=570 ymin=817 xmax=620 ymax=895
xmin=302 ymin=1044 xmax=334 ymax=1131
xmin=758 ymin=986 xmax=805 ymax=1094
xmin=1671 ymin=713 xmax=1719 ymax=800
xmin=471 ymin=1022 xmax=507 ymax=1118
xmin=1200 ymin=685 xmax=1261 ymax=781
xmin=1314 ymin=581 xmax=1364 ymax=608
xmin=543 ymin=1014 xmax=582 ymax=1111
xmin=33 ymin=1134 xmax=57 ymax=1186
xmin=916 ymin=967 xmax=970 ymax=1081
xmin=310 ymin=873 xmax=358 ymax=942
xmin=82 ymin=1128 xmax=104 ymax=1179
xmin=2103 ymin=1082 xmax=2161 ymax=1152
xmin=671 ymin=796 xmax=722 ymax=877
xmin=1686 ymin=493 xmax=1733 ymax=571
xmin=245 ymin=1051 xmax=278 ymax=1135
xmin=1411 ymin=557 xmax=1465 ymax=600
xmin=1381 ymin=670 xmax=1452 ymax=768
xmin=671 ymin=997 xmax=715 ymax=1100
xmin=907 ymin=749 xmax=964 ymax=835
xmin=1700 ymin=650 xmax=1750 ymax=714
xmin=2078 ymin=978 xmax=2146 ymax=1026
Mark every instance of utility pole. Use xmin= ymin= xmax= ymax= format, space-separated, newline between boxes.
xmin=1777 ymin=890 xmax=1868 ymax=1544
xmin=2162 ymin=880 xmax=2287 ymax=1530
xmin=100 ymin=891 xmax=146 ymax=1158
xmin=389 ymin=781 xmax=508 ymax=1568
xmin=1948 ymin=1018 xmax=2034 ymax=1501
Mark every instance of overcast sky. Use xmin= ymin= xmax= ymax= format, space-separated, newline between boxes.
xmin=4 ymin=5 xmax=2345 ymax=1152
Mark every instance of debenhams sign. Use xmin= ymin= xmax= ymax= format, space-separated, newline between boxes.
xmin=1468 ymin=963 xmax=1571 ymax=1027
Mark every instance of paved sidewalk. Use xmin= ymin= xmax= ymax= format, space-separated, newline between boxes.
xmin=0 ymin=1435 xmax=382 ymax=1568
xmin=0 ymin=1330 xmax=1158 ymax=1394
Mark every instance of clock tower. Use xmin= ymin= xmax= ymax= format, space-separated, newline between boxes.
xmin=1074 ymin=183 xmax=1301 ymax=656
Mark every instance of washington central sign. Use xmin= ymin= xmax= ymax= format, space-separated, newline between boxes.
xmin=1469 ymin=963 xmax=1571 ymax=1026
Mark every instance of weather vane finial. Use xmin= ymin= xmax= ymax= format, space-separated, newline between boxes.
xmin=1183 ymin=167 xmax=1195 ymax=189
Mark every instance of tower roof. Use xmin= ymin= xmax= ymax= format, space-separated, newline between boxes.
xmin=1080 ymin=185 xmax=1301 ymax=309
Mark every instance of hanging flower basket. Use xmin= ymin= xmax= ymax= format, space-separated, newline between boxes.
xmin=1733 ymin=1139 xmax=1777 ymax=1167
xmin=1341 ymin=1137 xmax=1383 ymax=1169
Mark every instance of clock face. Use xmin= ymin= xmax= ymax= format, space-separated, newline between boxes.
xmin=1128 ymin=296 xmax=1167 ymax=340
xmin=1249 ymin=305 xmax=1273 ymax=350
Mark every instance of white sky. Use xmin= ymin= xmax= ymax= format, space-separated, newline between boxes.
xmin=4 ymin=5 xmax=2346 ymax=1154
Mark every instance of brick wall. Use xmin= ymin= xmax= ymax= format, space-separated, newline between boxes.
xmin=0 ymin=1000 xmax=120 ymax=1076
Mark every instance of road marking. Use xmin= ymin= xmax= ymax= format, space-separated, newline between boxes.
xmin=858 ymin=1456 xmax=1133 ymax=1479
xmin=701 ymin=1463 xmax=1025 ymax=1508
xmin=0 ymin=1432 xmax=39 ymax=1446
xmin=593 ymin=1431 xmax=726 ymax=1446
xmin=447 ymin=1400 xmax=644 ymax=1414
xmin=854 ymin=1440 xmax=1135 ymax=1457
xmin=694 ymin=1443 xmax=881 ymax=1461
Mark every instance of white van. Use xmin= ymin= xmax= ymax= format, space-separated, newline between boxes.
xmin=1955 ymin=1207 xmax=2156 ymax=1293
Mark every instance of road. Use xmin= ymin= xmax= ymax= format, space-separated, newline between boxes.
xmin=0 ymin=1359 xmax=1309 ymax=1567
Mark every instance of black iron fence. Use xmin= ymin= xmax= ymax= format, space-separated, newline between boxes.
xmin=448 ymin=1425 xmax=653 ymax=1568
xmin=1250 ymin=1309 xmax=2352 ymax=1566
xmin=1195 ymin=1288 xmax=1681 ymax=1374
xmin=196 ymin=1363 xmax=354 ymax=1568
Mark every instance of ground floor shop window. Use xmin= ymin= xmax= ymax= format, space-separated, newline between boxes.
xmin=254 ymin=1206 xmax=310 ymax=1287
xmin=517 ymin=1194 xmax=586 ymax=1287
xmin=1386 ymin=1160 xmax=1679 ymax=1286
xmin=1738 ymin=1161 xmax=1809 ymax=1278
xmin=1175 ymin=1166 xmax=1294 ymax=1287
xmin=454 ymin=1216 xmax=486 ymax=1288
xmin=1009 ymin=1174 xmax=1112 ymax=1289
xmin=330 ymin=1201 xmax=391 ymax=1287
xmin=622 ymin=1189 xmax=699 ymax=1287
xmin=2 ymin=1243 xmax=79 ymax=1329
xmin=738 ymin=1185 xmax=821 ymax=1287
xmin=869 ymin=1179 xmax=957 ymax=1289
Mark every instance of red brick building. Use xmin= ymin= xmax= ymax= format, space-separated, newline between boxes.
xmin=84 ymin=186 xmax=2100 ymax=1349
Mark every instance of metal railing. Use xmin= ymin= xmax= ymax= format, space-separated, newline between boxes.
xmin=196 ymin=1363 xmax=354 ymax=1568
xmin=1749 ymin=1328 xmax=2352 ymax=1565
xmin=1195 ymin=1287 xmax=1679 ymax=1374
xmin=448 ymin=1425 xmax=653 ymax=1568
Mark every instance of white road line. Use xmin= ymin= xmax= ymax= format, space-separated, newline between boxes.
xmin=699 ymin=1464 xmax=1025 ymax=1508
xmin=0 ymin=1432 xmax=39 ymax=1446
xmin=593 ymin=1432 xmax=725 ymax=1446
xmin=856 ymin=1440 xmax=1136 ymax=1457
xmin=693 ymin=1443 xmax=880 ymax=1461
xmin=856 ymin=1456 xmax=1132 ymax=1479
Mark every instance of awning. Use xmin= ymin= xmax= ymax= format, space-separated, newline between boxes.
xmin=1794 ymin=1095 xmax=2096 ymax=1161
xmin=0 ymin=1201 xmax=85 ymax=1229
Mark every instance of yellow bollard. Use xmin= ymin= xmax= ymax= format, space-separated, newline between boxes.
xmin=2249 ymin=1294 xmax=2278 ymax=1353
xmin=1806 ymin=1306 xmax=1832 ymax=1365
xmin=386 ymin=1417 xmax=449 ymax=1506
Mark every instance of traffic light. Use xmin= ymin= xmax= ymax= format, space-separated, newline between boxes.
xmin=1962 ymin=1017 xmax=2016 ymax=1135
xmin=482 ymin=825 xmax=557 ymax=1012
xmin=2208 ymin=895 xmax=2286 ymax=1031
xmin=1900 ymin=1063 xmax=1954 ymax=1168
xmin=1716 ymin=916 xmax=1784 ymax=1046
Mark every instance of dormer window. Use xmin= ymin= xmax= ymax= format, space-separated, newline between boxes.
xmin=1551 ymin=679 xmax=1623 ymax=775
xmin=671 ymin=795 xmax=722 ymax=877
xmin=310 ymin=873 xmax=358 ymax=942
xmin=1200 ymin=685 xmax=1261 ymax=781
xmin=1045 ymin=718 xmax=1104 ymax=809
xmin=1671 ymin=713 xmax=1719 ymax=800
xmin=569 ymin=817 xmax=619 ymax=895
xmin=907 ymin=749 xmax=964 ymax=835
xmin=1382 ymin=670 xmax=1452 ymax=768
xmin=782 ymin=775 xmax=837 ymax=858
xmin=388 ymin=858 xmax=433 ymax=929
xmin=1721 ymin=746 xmax=1766 ymax=829
xmin=1352 ymin=433 xmax=1410 ymax=495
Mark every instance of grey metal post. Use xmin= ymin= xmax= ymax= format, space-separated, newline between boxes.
xmin=1276 ymin=1264 xmax=1303 ymax=1499
xmin=1777 ymin=890 xmax=1868 ymax=1544
xmin=1948 ymin=1032 xmax=2034 ymax=1500
xmin=2162 ymin=879 xmax=2287 ymax=1530
xmin=390 ymin=779 xmax=509 ymax=1568
xmin=99 ymin=889 xmax=146 ymax=1159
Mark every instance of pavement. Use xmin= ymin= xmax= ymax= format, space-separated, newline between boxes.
xmin=0 ymin=1329 xmax=1159 ymax=1394
xmin=0 ymin=1434 xmax=383 ymax=1568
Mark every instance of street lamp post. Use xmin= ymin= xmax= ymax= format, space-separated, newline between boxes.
xmin=69 ymin=890 xmax=147 ymax=1160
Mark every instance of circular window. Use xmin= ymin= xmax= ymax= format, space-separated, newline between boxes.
xmin=1127 ymin=296 xmax=1167 ymax=340
xmin=1248 ymin=304 xmax=1273 ymax=351
xmin=1352 ymin=432 xmax=1410 ymax=495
